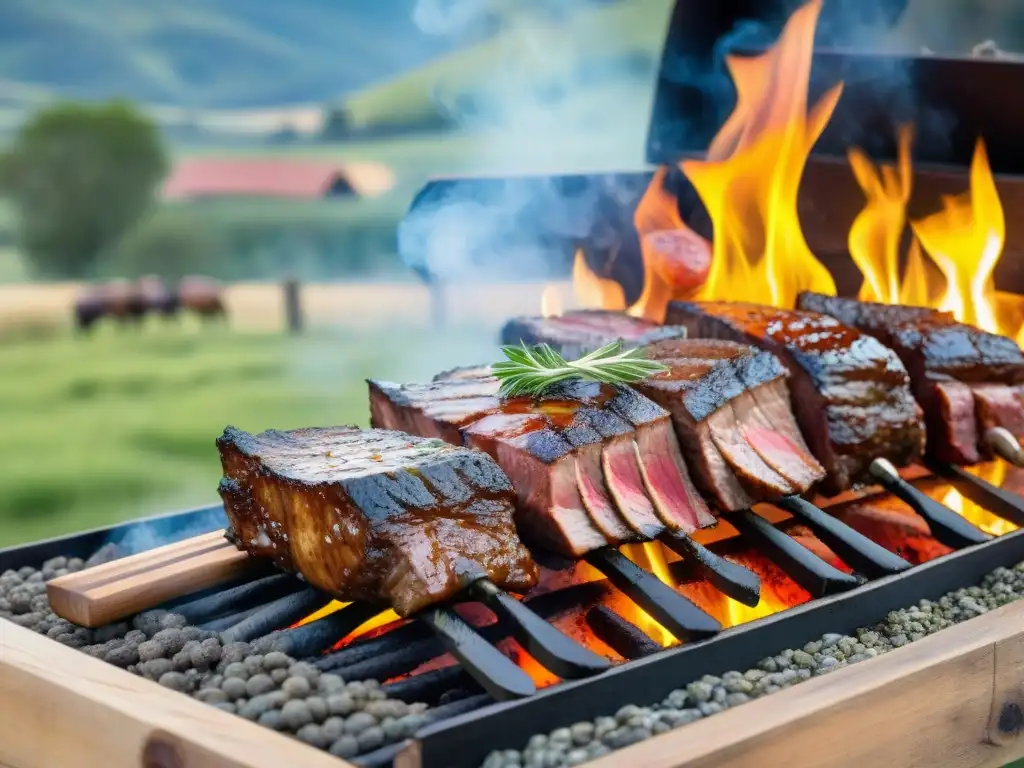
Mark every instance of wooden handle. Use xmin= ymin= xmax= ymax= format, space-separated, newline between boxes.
xmin=46 ymin=529 xmax=256 ymax=628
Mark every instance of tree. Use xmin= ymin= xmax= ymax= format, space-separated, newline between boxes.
xmin=0 ymin=101 xmax=169 ymax=278
xmin=108 ymin=207 xmax=225 ymax=281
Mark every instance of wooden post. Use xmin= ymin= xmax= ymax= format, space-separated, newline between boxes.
xmin=282 ymin=279 xmax=303 ymax=334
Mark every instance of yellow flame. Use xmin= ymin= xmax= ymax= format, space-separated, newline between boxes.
xmin=620 ymin=542 xmax=677 ymax=647
xmin=678 ymin=0 xmax=838 ymax=308
xmin=724 ymin=592 xmax=790 ymax=627
xmin=540 ymin=285 xmax=563 ymax=317
xmin=848 ymin=127 xmax=913 ymax=303
xmin=296 ymin=601 xmax=400 ymax=641
xmin=939 ymin=463 xmax=1017 ymax=536
xmin=911 ymin=140 xmax=1005 ymax=333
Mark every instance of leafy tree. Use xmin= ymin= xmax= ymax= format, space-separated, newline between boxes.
xmin=108 ymin=207 xmax=225 ymax=281
xmin=0 ymin=101 xmax=168 ymax=278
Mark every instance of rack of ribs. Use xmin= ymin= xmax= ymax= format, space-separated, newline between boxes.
xmin=368 ymin=371 xmax=715 ymax=558
xmin=216 ymin=425 xmax=538 ymax=617
xmin=665 ymin=301 xmax=926 ymax=496
xmin=797 ymin=292 xmax=1024 ymax=465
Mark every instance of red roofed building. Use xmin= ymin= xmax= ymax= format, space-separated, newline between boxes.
xmin=161 ymin=158 xmax=394 ymax=200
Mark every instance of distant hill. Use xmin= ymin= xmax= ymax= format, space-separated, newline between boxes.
xmin=0 ymin=0 xmax=657 ymax=116
xmin=0 ymin=0 xmax=465 ymax=110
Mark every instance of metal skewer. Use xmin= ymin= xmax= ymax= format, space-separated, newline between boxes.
xmin=585 ymin=548 xmax=721 ymax=641
xmin=775 ymin=494 xmax=912 ymax=578
xmin=658 ymin=530 xmax=761 ymax=607
xmin=730 ymin=509 xmax=860 ymax=597
xmin=929 ymin=461 xmax=1024 ymax=528
xmin=868 ymin=458 xmax=991 ymax=548
xmin=467 ymin=579 xmax=611 ymax=679
xmin=986 ymin=427 xmax=1024 ymax=468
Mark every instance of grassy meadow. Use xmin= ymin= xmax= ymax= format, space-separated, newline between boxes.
xmin=0 ymin=319 xmax=502 ymax=547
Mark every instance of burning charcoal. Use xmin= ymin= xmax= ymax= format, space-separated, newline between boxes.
xmin=317 ymin=674 xmax=345 ymax=694
xmin=357 ymin=726 xmax=386 ymax=753
xmin=263 ymin=651 xmax=290 ymax=670
xmin=327 ymin=692 xmax=356 ymax=717
xmin=158 ymin=671 xmax=189 ymax=692
xmin=222 ymin=661 xmax=248 ymax=680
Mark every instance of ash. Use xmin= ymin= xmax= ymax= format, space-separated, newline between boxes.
xmin=481 ymin=560 xmax=1024 ymax=768
xmin=0 ymin=547 xmax=429 ymax=760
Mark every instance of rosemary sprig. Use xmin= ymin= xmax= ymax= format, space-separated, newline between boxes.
xmin=492 ymin=340 xmax=669 ymax=398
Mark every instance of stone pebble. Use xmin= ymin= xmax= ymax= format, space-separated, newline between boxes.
xmin=0 ymin=547 xmax=429 ymax=761
xmin=480 ymin=560 xmax=1024 ymax=768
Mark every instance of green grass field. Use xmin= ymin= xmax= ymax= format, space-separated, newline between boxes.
xmin=0 ymin=323 xmax=498 ymax=547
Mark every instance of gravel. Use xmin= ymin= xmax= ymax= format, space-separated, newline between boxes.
xmin=0 ymin=548 xmax=429 ymax=761
xmin=480 ymin=560 xmax=1024 ymax=768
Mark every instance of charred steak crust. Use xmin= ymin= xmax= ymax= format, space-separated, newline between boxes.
xmin=797 ymin=292 xmax=1024 ymax=463
xmin=501 ymin=310 xmax=688 ymax=359
xmin=666 ymin=301 xmax=925 ymax=495
xmin=216 ymin=425 xmax=538 ymax=617
xmin=369 ymin=370 xmax=715 ymax=557
xmin=797 ymin=292 xmax=1024 ymax=384
xmin=634 ymin=338 xmax=824 ymax=508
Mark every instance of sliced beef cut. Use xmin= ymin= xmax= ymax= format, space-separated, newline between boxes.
xmin=666 ymin=301 xmax=925 ymax=495
xmin=501 ymin=310 xmax=686 ymax=359
xmin=632 ymin=339 xmax=824 ymax=510
xmin=797 ymin=292 xmax=1024 ymax=463
xmin=216 ymin=425 xmax=538 ymax=617
xmin=369 ymin=372 xmax=715 ymax=557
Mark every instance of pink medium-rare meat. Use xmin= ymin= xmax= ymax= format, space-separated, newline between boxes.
xmin=666 ymin=301 xmax=925 ymax=495
xmin=369 ymin=372 xmax=715 ymax=557
xmin=216 ymin=425 xmax=538 ymax=617
xmin=633 ymin=338 xmax=825 ymax=511
xmin=798 ymin=292 xmax=1024 ymax=463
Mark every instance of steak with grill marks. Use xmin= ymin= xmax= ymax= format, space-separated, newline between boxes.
xmin=666 ymin=301 xmax=925 ymax=495
xmin=798 ymin=292 xmax=1024 ymax=464
xmin=633 ymin=339 xmax=825 ymax=511
xmin=369 ymin=370 xmax=715 ymax=557
xmin=216 ymin=426 xmax=538 ymax=617
xmin=501 ymin=310 xmax=686 ymax=359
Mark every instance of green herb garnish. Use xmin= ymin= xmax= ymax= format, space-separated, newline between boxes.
xmin=492 ymin=341 xmax=669 ymax=398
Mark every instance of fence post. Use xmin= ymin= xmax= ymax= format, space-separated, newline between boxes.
xmin=283 ymin=279 xmax=303 ymax=334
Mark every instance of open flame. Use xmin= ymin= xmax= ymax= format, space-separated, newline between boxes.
xmin=515 ymin=0 xmax=1024 ymax=667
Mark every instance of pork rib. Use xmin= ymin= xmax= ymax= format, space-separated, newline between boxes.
xmin=797 ymin=292 xmax=1024 ymax=464
xmin=369 ymin=371 xmax=714 ymax=557
xmin=666 ymin=301 xmax=925 ymax=495
xmin=217 ymin=425 xmax=538 ymax=617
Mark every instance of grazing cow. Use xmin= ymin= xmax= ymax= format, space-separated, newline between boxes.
xmin=73 ymin=285 xmax=111 ymax=332
xmin=177 ymin=275 xmax=226 ymax=322
xmin=134 ymin=275 xmax=178 ymax=320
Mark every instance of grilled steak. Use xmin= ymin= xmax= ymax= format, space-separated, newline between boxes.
xmin=633 ymin=339 xmax=825 ymax=510
xmin=217 ymin=425 xmax=538 ymax=617
xmin=501 ymin=310 xmax=686 ymax=359
xmin=666 ymin=301 xmax=925 ymax=494
xmin=369 ymin=370 xmax=715 ymax=557
xmin=798 ymin=292 xmax=1024 ymax=464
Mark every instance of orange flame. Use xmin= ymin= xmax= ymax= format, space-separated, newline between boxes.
xmin=572 ymin=248 xmax=625 ymax=310
xmin=680 ymin=0 xmax=839 ymax=309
